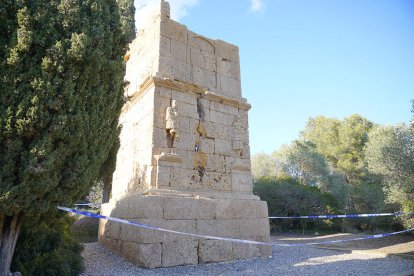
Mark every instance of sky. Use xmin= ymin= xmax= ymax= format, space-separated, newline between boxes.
xmin=134 ymin=0 xmax=414 ymax=155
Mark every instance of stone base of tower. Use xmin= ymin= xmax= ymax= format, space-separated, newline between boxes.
xmin=98 ymin=192 xmax=272 ymax=268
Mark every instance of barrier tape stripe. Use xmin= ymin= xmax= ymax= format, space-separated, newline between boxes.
xmin=58 ymin=206 xmax=414 ymax=247
xmin=269 ymin=212 xmax=413 ymax=219
xmin=72 ymin=205 xmax=411 ymax=219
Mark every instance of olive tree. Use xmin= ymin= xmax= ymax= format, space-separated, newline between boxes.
xmin=365 ymin=124 xmax=414 ymax=216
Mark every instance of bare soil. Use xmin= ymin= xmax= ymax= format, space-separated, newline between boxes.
xmin=272 ymin=232 xmax=414 ymax=260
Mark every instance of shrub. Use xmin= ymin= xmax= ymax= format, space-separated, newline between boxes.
xmin=11 ymin=214 xmax=83 ymax=276
xmin=253 ymin=176 xmax=340 ymax=232
xmin=71 ymin=213 xmax=99 ymax=243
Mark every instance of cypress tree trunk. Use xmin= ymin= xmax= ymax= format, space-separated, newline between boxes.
xmin=102 ymin=175 xmax=113 ymax=204
xmin=0 ymin=214 xmax=23 ymax=276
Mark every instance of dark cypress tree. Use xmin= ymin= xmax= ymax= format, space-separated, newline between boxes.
xmin=0 ymin=0 xmax=135 ymax=273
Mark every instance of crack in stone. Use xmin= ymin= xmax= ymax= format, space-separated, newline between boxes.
xmin=195 ymin=96 xmax=206 ymax=184
xmin=196 ymin=97 xmax=205 ymax=122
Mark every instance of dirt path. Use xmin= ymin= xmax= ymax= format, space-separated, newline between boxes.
xmin=81 ymin=233 xmax=414 ymax=275
xmin=274 ymin=233 xmax=414 ymax=260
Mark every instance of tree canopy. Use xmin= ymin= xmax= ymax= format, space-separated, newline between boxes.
xmin=301 ymin=114 xmax=373 ymax=183
xmin=0 ymin=0 xmax=134 ymax=218
xmin=252 ymin=110 xmax=414 ymax=229
xmin=251 ymin=152 xmax=279 ymax=179
xmin=365 ymin=124 xmax=414 ymax=214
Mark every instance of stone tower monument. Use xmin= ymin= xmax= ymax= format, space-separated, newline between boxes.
xmin=98 ymin=0 xmax=271 ymax=268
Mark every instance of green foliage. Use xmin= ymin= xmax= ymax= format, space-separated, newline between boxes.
xmin=300 ymin=114 xmax=383 ymax=214
xmin=253 ymin=176 xmax=340 ymax=232
xmin=11 ymin=214 xmax=83 ymax=276
xmin=302 ymin=114 xmax=373 ymax=182
xmin=351 ymin=181 xmax=386 ymax=213
xmin=300 ymin=116 xmax=341 ymax=166
xmin=71 ymin=215 xmax=99 ymax=243
xmin=273 ymin=140 xmax=350 ymax=209
xmin=275 ymin=141 xmax=329 ymax=186
xmin=364 ymin=124 xmax=414 ymax=228
xmin=86 ymin=181 xmax=104 ymax=204
xmin=252 ymin=107 xmax=414 ymax=231
xmin=251 ymin=152 xmax=279 ymax=179
xmin=0 ymin=0 xmax=135 ymax=218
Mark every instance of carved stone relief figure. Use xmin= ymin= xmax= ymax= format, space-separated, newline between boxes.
xmin=166 ymin=100 xmax=179 ymax=142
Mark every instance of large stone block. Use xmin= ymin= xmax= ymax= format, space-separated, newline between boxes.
xmin=215 ymin=199 xmax=236 ymax=219
xmin=199 ymin=138 xmax=214 ymax=154
xmin=162 ymin=241 xmax=198 ymax=267
xmin=200 ymin=122 xmax=218 ymax=139
xmin=176 ymin=101 xmax=198 ymax=119
xmin=231 ymin=172 xmax=253 ymax=192
xmin=232 ymin=243 xmax=260 ymax=260
xmin=217 ymin=58 xmax=240 ymax=80
xmin=193 ymin=66 xmax=217 ymax=91
xmin=210 ymin=109 xmax=235 ymax=126
xmin=215 ymin=39 xmax=240 ymax=64
xmin=99 ymin=219 xmax=120 ymax=240
xmin=123 ymin=242 xmax=162 ymax=268
xmin=189 ymin=46 xmax=203 ymax=67
xmin=159 ymin=35 xmax=171 ymax=57
xmin=99 ymin=236 xmax=121 ymax=253
xmin=214 ymin=138 xmax=232 ymax=156
xmin=210 ymin=101 xmax=239 ymax=116
xmin=196 ymin=219 xmax=241 ymax=238
xmin=172 ymin=90 xmax=197 ymax=105
xmin=198 ymin=240 xmax=233 ymax=263
xmin=188 ymin=31 xmax=215 ymax=54
xmin=170 ymin=39 xmax=187 ymax=63
xmin=202 ymin=172 xmax=231 ymax=191
xmin=172 ymin=61 xmax=192 ymax=83
xmin=163 ymin=196 xmax=216 ymax=220
xmin=170 ymin=167 xmax=202 ymax=189
xmin=156 ymin=165 xmax=171 ymax=187
xmin=205 ymin=154 xmax=225 ymax=173
xmin=200 ymin=51 xmax=217 ymax=72
xmin=226 ymin=157 xmax=251 ymax=173
xmin=217 ymin=74 xmax=242 ymax=99
xmin=126 ymin=196 xmax=164 ymax=219
xmin=119 ymin=218 xmax=196 ymax=243
xmin=157 ymin=86 xmax=172 ymax=99
xmin=158 ymin=56 xmax=175 ymax=79
xmin=160 ymin=17 xmax=188 ymax=44
xmin=173 ymin=132 xmax=198 ymax=151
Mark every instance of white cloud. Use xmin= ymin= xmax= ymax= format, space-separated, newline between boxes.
xmin=134 ymin=0 xmax=198 ymax=30
xmin=169 ymin=0 xmax=198 ymax=20
xmin=250 ymin=0 xmax=264 ymax=12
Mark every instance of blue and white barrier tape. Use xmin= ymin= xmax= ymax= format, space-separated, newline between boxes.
xmin=74 ymin=203 xmax=101 ymax=208
xmin=72 ymin=204 xmax=411 ymax=219
xmin=269 ymin=212 xmax=412 ymax=219
xmin=58 ymin=206 xmax=414 ymax=247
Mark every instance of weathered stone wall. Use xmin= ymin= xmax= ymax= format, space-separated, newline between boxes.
xmin=99 ymin=195 xmax=271 ymax=268
xmin=157 ymin=16 xmax=242 ymax=99
xmin=99 ymin=0 xmax=271 ymax=268
xmin=111 ymin=87 xmax=156 ymax=199
xmin=151 ymin=84 xmax=252 ymax=194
